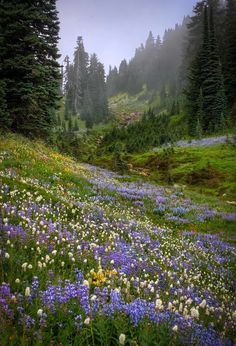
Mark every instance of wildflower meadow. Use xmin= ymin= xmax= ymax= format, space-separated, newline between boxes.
xmin=0 ymin=135 xmax=236 ymax=345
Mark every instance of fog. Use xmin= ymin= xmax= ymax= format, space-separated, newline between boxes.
xmin=57 ymin=0 xmax=197 ymax=73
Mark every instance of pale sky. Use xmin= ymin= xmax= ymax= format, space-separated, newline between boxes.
xmin=57 ymin=0 xmax=197 ymax=73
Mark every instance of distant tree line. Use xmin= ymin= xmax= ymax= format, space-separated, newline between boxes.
xmin=63 ymin=37 xmax=108 ymax=129
xmin=0 ymin=0 xmax=61 ymax=137
xmin=107 ymin=20 xmax=188 ymax=99
xmin=107 ymin=0 xmax=236 ymax=136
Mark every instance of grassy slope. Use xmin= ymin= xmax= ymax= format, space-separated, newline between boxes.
xmin=0 ymin=133 xmax=236 ymax=344
xmin=109 ymin=86 xmax=150 ymax=117
xmin=93 ymin=144 xmax=236 ymax=199
xmin=1 ymin=134 xmax=235 ymax=240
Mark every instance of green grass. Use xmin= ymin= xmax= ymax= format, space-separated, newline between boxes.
xmin=109 ymin=86 xmax=150 ymax=116
xmin=125 ymin=144 xmax=236 ymax=198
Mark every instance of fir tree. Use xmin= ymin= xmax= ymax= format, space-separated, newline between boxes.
xmin=63 ymin=56 xmax=74 ymax=118
xmin=0 ymin=80 xmax=11 ymax=129
xmin=73 ymin=36 xmax=89 ymax=115
xmin=185 ymin=54 xmax=202 ymax=136
xmin=202 ymin=6 xmax=226 ymax=131
xmin=0 ymin=0 xmax=61 ymax=137
xmin=107 ymin=66 xmax=119 ymax=96
xmin=83 ymin=54 xmax=108 ymax=126
xmin=68 ymin=117 xmax=73 ymax=132
xmin=180 ymin=1 xmax=206 ymax=84
xmin=186 ymin=4 xmax=226 ymax=135
xmin=224 ymin=0 xmax=236 ymax=120
xmin=74 ymin=119 xmax=79 ymax=131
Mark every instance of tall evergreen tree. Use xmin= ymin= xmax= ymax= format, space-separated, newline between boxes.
xmin=0 ymin=0 xmax=61 ymax=137
xmin=83 ymin=54 xmax=108 ymax=126
xmin=72 ymin=36 xmax=89 ymax=115
xmin=186 ymin=4 xmax=226 ymax=134
xmin=202 ymin=6 xmax=226 ymax=131
xmin=0 ymin=80 xmax=10 ymax=129
xmin=64 ymin=55 xmax=74 ymax=119
xmin=185 ymin=54 xmax=202 ymax=136
xmin=223 ymin=0 xmax=236 ymax=120
xmin=180 ymin=1 xmax=206 ymax=85
xmin=107 ymin=66 xmax=119 ymax=96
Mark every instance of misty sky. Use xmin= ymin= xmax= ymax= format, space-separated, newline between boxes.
xmin=57 ymin=0 xmax=197 ymax=73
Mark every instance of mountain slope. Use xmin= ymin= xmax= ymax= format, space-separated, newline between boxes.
xmin=0 ymin=134 xmax=235 ymax=345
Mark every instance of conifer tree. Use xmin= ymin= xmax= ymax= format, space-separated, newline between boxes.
xmin=74 ymin=119 xmax=79 ymax=131
xmin=73 ymin=36 xmax=89 ymax=115
xmin=186 ymin=4 xmax=226 ymax=134
xmin=82 ymin=54 xmax=108 ymax=127
xmin=223 ymin=0 xmax=236 ymax=120
xmin=202 ymin=6 xmax=226 ymax=131
xmin=0 ymin=81 xmax=10 ymax=129
xmin=107 ymin=66 xmax=119 ymax=96
xmin=68 ymin=117 xmax=73 ymax=132
xmin=0 ymin=0 xmax=61 ymax=137
xmin=180 ymin=1 xmax=206 ymax=84
xmin=64 ymin=56 xmax=74 ymax=119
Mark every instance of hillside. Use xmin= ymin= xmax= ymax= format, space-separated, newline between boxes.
xmin=0 ymin=134 xmax=236 ymax=345
xmin=94 ymin=137 xmax=236 ymax=199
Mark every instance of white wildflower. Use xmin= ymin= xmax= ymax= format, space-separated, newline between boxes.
xmin=83 ymin=280 xmax=90 ymax=287
xmin=36 ymin=195 xmax=43 ymax=203
xmin=38 ymin=261 xmax=43 ymax=269
xmin=172 ymin=325 xmax=178 ymax=332
xmin=199 ymin=299 xmax=207 ymax=309
xmin=37 ymin=309 xmax=43 ymax=317
xmin=22 ymin=262 xmax=28 ymax=271
xmin=190 ymin=307 xmax=199 ymax=319
xmin=119 ymin=333 xmax=126 ymax=345
xmin=155 ymin=298 xmax=163 ymax=310
xmin=84 ymin=317 xmax=90 ymax=325
xmin=25 ymin=287 xmax=31 ymax=297
xmin=11 ymin=295 xmax=17 ymax=303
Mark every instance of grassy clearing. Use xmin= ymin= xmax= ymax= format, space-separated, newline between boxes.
xmin=109 ymin=87 xmax=150 ymax=116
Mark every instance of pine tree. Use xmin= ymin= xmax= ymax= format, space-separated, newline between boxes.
xmin=57 ymin=114 xmax=62 ymax=127
xmin=185 ymin=43 xmax=203 ymax=136
xmin=113 ymin=144 xmax=126 ymax=174
xmin=170 ymin=101 xmax=176 ymax=115
xmin=0 ymin=0 xmax=61 ymax=137
xmin=118 ymin=60 xmax=128 ymax=91
xmin=107 ymin=66 xmax=119 ymax=96
xmin=196 ymin=88 xmax=204 ymax=137
xmin=224 ymin=0 xmax=236 ymax=121
xmin=82 ymin=54 xmax=108 ymax=127
xmin=0 ymin=80 xmax=11 ymax=129
xmin=74 ymin=119 xmax=79 ymax=131
xmin=63 ymin=56 xmax=74 ymax=119
xmin=186 ymin=4 xmax=226 ymax=135
xmin=202 ymin=6 xmax=226 ymax=131
xmin=68 ymin=117 xmax=73 ymax=132
xmin=73 ymin=36 xmax=89 ymax=115
xmin=81 ymin=87 xmax=93 ymax=128
xmin=180 ymin=1 xmax=206 ymax=84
